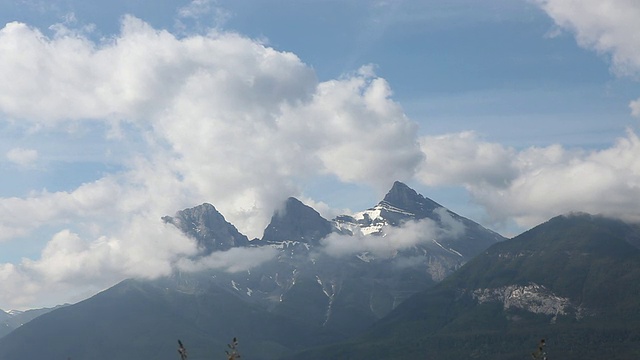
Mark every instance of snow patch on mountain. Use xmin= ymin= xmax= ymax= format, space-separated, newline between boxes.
xmin=268 ymin=240 xmax=310 ymax=251
xmin=334 ymin=201 xmax=419 ymax=236
xmin=356 ymin=252 xmax=374 ymax=262
xmin=315 ymin=275 xmax=337 ymax=325
xmin=432 ymin=239 xmax=463 ymax=257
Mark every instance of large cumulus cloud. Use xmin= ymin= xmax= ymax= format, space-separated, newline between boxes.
xmin=418 ymin=130 xmax=640 ymax=229
xmin=0 ymin=16 xmax=423 ymax=309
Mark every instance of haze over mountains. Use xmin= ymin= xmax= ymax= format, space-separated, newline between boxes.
xmin=0 ymin=182 xmax=638 ymax=359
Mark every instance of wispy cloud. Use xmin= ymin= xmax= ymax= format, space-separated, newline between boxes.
xmin=6 ymin=147 xmax=38 ymax=168
xmin=178 ymin=0 xmax=214 ymax=19
xmin=176 ymin=246 xmax=278 ymax=273
xmin=175 ymin=0 xmax=231 ymax=32
xmin=319 ymin=219 xmax=440 ymax=258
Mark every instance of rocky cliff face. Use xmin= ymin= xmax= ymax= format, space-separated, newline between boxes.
xmin=262 ymin=197 xmax=333 ymax=245
xmin=161 ymin=203 xmax=249 ymax=253
xmin=472 ymin=283 xmax=583 ymax=319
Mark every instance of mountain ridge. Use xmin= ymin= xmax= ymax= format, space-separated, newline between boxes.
xmin=0 ymin=181 xmax=506 ymax=360
xmin=262 ymin=197 xmax=333 ymax=245
xmin=0 ymin=305 xmax=67 ymax=339
xmin=161 ymin=202 xmax=249 ymax=253
xmin=293 ymin=213 xmax=640 ymax=359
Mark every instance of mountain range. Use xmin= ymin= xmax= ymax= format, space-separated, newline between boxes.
xmin=294 ymin=213 xmax=640 ymax=359
xmin=1 ymin=182 xmax=639 ymax=359
xmin=0 ymin=181 xmax=503 ymax=359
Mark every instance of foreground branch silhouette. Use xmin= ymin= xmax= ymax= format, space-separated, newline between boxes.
xmin=531 ymin=339 xmax=547 ymax=360
xmin=178 ymin=339 xmax=187 ymax=360
xmin=226 ymin=337 xmax=241 ymax=360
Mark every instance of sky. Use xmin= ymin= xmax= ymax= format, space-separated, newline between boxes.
xmin=0 ymin=0 xmax=639 ymax=310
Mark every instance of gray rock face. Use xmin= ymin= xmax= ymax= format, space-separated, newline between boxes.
xmin=262 ymin=197 xmax=333 ymax=245
xmin=472 ymin=283 xmax=582 ymax=318
xmin=162 ymin=203 xmax=249 ymax=253
xmin=382 ymin=181 xmax=442 ymax=223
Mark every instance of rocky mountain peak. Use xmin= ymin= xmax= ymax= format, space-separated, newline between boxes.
xmin=261 ymin=197 xmax=332 ymax=245
xmin=381 ymin=181 xmax=441 ymax=218
xmin=162 ymin=203 xmax=249 ymax=253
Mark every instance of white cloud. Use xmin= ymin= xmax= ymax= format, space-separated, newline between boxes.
xmin=434 ymin=207 xmax=466 ymax=238
xmin=6 ymin=147 xmax=38 ymax=167
xmin=418 ymin=131 xmax=517 ymax=188
xmin=478 ymin=0 xmax=640 ymax=227
xmin=275 ymin=66 xmax=424 ymax=190
xmin=0 ymin=16 xmax=422 ymax=238
xmin=0 ymin=218 xmax=197 ymax=309
xmin=631 ymin=98 xmax=640 ymax=118
xmin=176 ymin=246 xmax=278 ymax=273
xmin=534 ymin=0 xmax=640 ymax=77
xmin=0 ymin=215 xmax=278 ymax=310
xmin=317 ymin=208 xmax=466 ymax=259
xmin=533 ymin=0 xmax=640 ymax=115
xmin=175 ymin=0 xmax=231 ymax=34
xmin=24 ymin=219 xmax=196 ymax=283
xmin=0 ymin=16 xmax=424 ymax=309
xmin=178 ymin=0 xmax=214 ymax=19
xmin=0 ymin=177 xmax=124 ymax=242
xmin=417 ymin=130 xmax=640 ymax=230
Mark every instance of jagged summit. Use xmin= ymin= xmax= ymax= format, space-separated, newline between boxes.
xmin=335 ymin=181 xmax=438 ymax=232
xmin=0 ymin=184 xmax=509 ymax=360
xmin=261 ymin=197 xmax=333 ymax=244
xmin=382 ymin=181 xmax=442 ymax=217
xmin=162 ymin=203 xmax=249 ymax=253
xmin=333 ymin=181 xmax=503 ymax=261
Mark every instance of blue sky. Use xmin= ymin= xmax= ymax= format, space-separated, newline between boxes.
xmin=0 ymin=0 xmax=639 ymax=310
